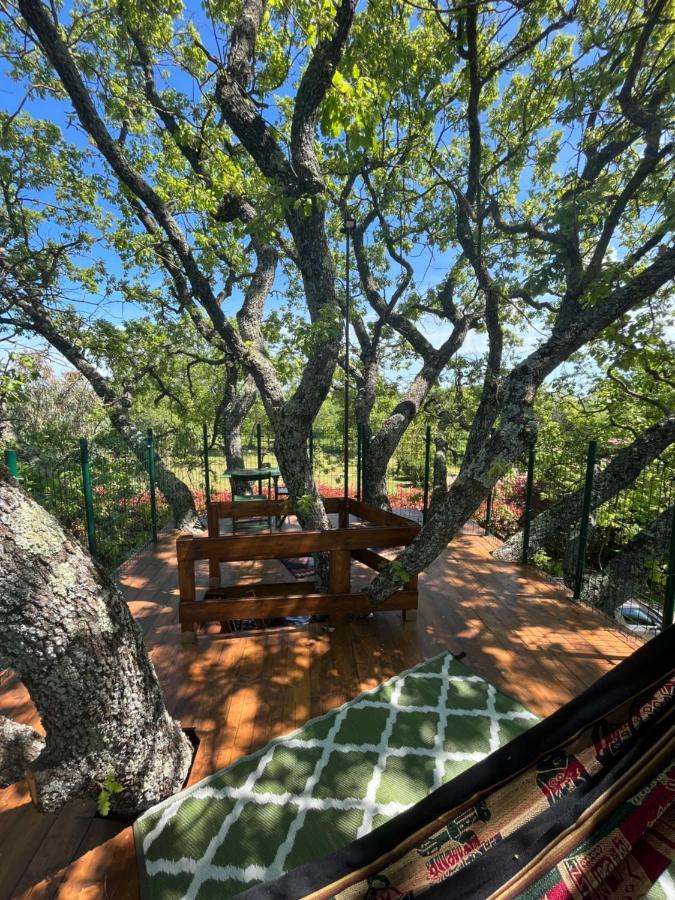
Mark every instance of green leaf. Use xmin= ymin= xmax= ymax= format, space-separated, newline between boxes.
xmin=102 ymin=772 xmax=124 ymax=794
xmin=391 ymin=561 xmax=410 ymax=583
xmin=97 ymin=790 xmax=111 ymax=817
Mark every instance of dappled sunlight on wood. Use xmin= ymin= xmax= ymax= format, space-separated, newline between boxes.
xmin=0 ymin=526 xmax=642 ymax=897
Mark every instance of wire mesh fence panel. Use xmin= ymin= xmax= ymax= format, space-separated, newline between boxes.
xmin=204 ymin=422 xmax=269 ymax=501
xmin=153 ymin=424 xmax=206 ymax=518
xmin=519 ymin=437 xmax=591 ymax=577
xmin=235 ymin=425 xmax=358 ymax=500
xmin=221 ymin=422 xmax=438 ymax=520
xmin=579 ymin=458 xmax=674 ymax=627
xmin=86 ymin=434 xmax=154 ymax=570
xmin=6 ymin=415 xmax=674 ymax=618
xmin=381 ymin=429 xmax=427 ymax=523
xmin=346 ymin=426 xmax=359 ymax=500
xmin=310 ymin=427 xmax=348 ymax=498
xmin=206 ymin=424 xmax=286 ymax=506
xmin=473 ymin=455 xmax=530 ymax=540
xmin=216 ymin=423 xmax=435 ymax=516
xmin=240 ymin=423 xmax=262 ymax=471
xmin=17 ymin=447 xmax=86 ymax=544
xmin=205 ymin=442 xmax=234 ymax=504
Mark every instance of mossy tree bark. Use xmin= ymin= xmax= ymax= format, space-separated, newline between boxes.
xmin=220 ymin=371 xmax=258 ymax=471
xmin=0 ymin=467 xmax=192 ymax=814
xmin=0 ymin=716 xmax=44 ymax=788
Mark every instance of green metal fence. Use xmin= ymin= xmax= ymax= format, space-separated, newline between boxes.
xmin=577 ymin=457 xmax=674 ymax=620
xmin=84 ymin=434 xmax=156 ymax=570
xmin=11 ymin=445 xmax=86 ymax=544
xmin=222 ymin=424 xmax=431 ymax=523
xmin=5 ymin=434 xmax=158 ymax=571
xmin=3 ymin=423 xmax=674 ymax=633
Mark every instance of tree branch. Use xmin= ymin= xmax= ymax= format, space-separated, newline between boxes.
xmin=290 ymin=0 xmax=357 ymax=191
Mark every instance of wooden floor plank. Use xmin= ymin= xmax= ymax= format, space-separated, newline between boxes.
xmin=0 ymin=526 xmax=641 ymax=899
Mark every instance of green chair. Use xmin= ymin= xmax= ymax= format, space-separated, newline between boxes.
xmin=227 ymin=469 xmax=273 ymax=534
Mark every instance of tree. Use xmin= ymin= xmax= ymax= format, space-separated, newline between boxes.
xmin=0 ymin=113 xmax=201 ymax=528
xmin=350 ymin=193 xmax=479 ymax=508
xmin=327 ymin=42 xmax=482 ymax=509
xmin=2 ymin=0 xmax=672 ymax=601
xmin=0 ymin=465 xmax=192 ymax=813
xmin=363 ymin=0 xmax=674 ymax=600
xmin=4 ymin=0 xmax=359 ymax=563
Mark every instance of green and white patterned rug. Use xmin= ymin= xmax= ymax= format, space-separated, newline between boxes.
xmin=134 ymin=652 xmax=538 ymax=899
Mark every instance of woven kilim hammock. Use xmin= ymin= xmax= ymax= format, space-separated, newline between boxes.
xmin=243 ymin=626 xmax=675 ymax=899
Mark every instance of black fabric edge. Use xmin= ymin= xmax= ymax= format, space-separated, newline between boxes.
xmin=239 ymin=625 xmax=675 ymax=899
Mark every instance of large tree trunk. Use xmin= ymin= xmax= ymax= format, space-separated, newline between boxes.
xmin=273 ymin=414 xmax=332 ymax=590
xmin=494 ymin=413 xmax=675 ymax=563
xmin=221 ymin=373 xmax=257 ymax=471
xmin=0 ymin=467 xmax=192 ymax=814
xmin=362 ymin=435 xmax=394 ymax=510
xmin=223 ymin=426 xmax=244 ymax=471
xmin=361 ymin=330 xmax=471 ymax=510
xmin=428 ymin=432 xmax=449 ymax=520
xmin=362 ymin=395 xmax=429 ymax=511
xmin=581 ymin=504 xmax=674 ymax=616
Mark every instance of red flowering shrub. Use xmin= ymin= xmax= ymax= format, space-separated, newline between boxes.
xmin=474 ymin=474 xmax=536 ymax=538
xmin=387 ymin=485 xmax=424 ymax=510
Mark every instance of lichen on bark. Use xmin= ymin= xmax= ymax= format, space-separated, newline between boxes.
xmin=0 ymin=466 xmax=192 ymax=814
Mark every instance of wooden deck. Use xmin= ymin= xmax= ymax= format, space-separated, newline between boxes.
xmin=0 ymin=526 xmax=642 ymax=899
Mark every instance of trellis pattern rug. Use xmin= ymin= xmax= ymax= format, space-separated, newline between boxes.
xmin=134 ymin=653 xmax=538 ymax=898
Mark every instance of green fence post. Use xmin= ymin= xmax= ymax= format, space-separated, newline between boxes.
xmin=202 ymin=423 xmax=211 ymax=508
xmin=79 ymin=438 xmax=97 ymax=556
xmin=422 ymin=425 xmax=432 ymax=525
xmin=663 ymin=504 xmax=675 ymax=630
xmin=356 ymin=424 xmax=362 ymax=501
xmin=573 ymin=440 xmax=597 ymax=600
xmin=147 ymin=428 xmax=158 ymax=543
xmin=484 ymin=491 xmax=493 ymax=536
xmin=3 ymin=448 xmax=18 ymax=477
xmin=256 ymin=423 xmax=263 ymax=495
xmin=521 ymin=448 xmax=536 ymax=564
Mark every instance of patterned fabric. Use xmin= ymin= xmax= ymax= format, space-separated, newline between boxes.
xmin=520 ymin=764 xmax=675 ymax=899
xmin=134 ymin=653 xmax=537 ymax=899
xmin=325 ymin=677 xmax=675 ymax=899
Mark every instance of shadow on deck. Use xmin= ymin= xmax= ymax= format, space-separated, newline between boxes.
xmin=0 ymin=526 xmax=641 ymax=899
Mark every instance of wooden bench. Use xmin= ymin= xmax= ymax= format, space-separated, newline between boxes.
xmin=176 ymin=497 xmax=419 ymax=637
